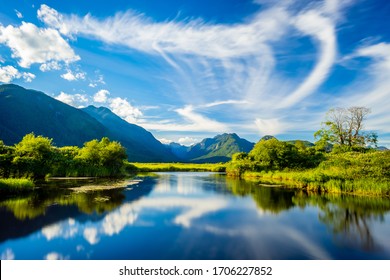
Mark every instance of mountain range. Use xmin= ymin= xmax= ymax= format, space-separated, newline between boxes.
xmin=0 ymin=84 xmax=255 ymax=162
xmin=167 ymin=133 xmax=254 ymax=163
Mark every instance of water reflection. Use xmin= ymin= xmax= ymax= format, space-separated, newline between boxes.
xmin=293 ymin=193 xmax=390 ymax=251
xmin=0 ymin=173 xmax=389 ymax=259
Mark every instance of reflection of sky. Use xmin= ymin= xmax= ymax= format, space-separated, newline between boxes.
xmin=1 ymin=173 xmax=390 ymax=260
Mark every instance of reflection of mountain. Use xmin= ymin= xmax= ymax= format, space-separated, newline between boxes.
xmin=293 ymin=193 xmax=390 ymax=251
xmin=0 ymin=178 xmax=154 ymax=243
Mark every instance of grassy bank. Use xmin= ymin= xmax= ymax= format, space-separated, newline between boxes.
xmin=132 ymin=162 xmax=226 ymax=172
xmin=0 ymin=178 xmax=35 ymax=193
xmin=227 ymin=150 xmax=390 ymax=197
xmin=242 ymin=170 xmax=390 ymax=197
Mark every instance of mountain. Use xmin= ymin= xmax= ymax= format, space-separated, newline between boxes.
xmin=261 ymin=135 xmax=276 ymax=141
xmin=284 ymin=140 xmax=315 ymax=147
xmin=81 ymin=106 xmax=177 ymax=162
xmin=166 ymin=142 xmax=189 ymax=160
xmin=0 ymin=84 xmax=107 ymax=146
xmin=376 ymin=146 xmax=389 ymax=151
xmin=184 ymin=133 xmax=255 ymax=163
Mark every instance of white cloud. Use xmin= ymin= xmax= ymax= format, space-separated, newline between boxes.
xmin=203 ymin=99 xmax=249 ymax=108
xmin=0 ymin=22 xmax=79 ymax=68
xmin=158 ymin=138 xmax=173 ymax=144
xmin=175 ymin=105 xmax=228 ymax=131
xmin=336 ymin=42 xmax=390 ymax=134
xmin=139 ymin=105 xmax=229 ymax=132
xmin=61 ymin=69 xmax=86 ymax=81
xmin=41 ymin=219 xmax=78 ymax=240
xmin=83 ymin=227 xmax=99 ymax=245
xmin=102 ymin=205 xmax=138 ymax=236
xmin=55 ymin=91 xmax=89 ymax=107
xmin=89 ymin=73 xmax=105 ymax=87
xmin=93 ymin=89 xmax=110 ymax=103
xmin=38 ymin=4 xmax=289 ymax=59
xmin=39 ymin=61 xmax=61 ymax=72
xmin=178 ymin=137 xmax=198 ymax=146
xmin=36 ymin=2 xmax=364 ymax=138
xmin=0 ymin=65 xmax=35 ymax=83
xmin=1 ymin=248 xmax=15 ymax=260
xmin=356 ymin=43 xmax=390 ymax=70
xmin=45 ymin=252 xmax=68 ymax=260
xmin=109 ymin=97 xmax=143 ymax=123
xmin=277 ymin=10 xmax=336 ymax=108
xmin=255 ymin=118 xmax=287 ymax=135
xmin=15 ymin=10 xmax=23 ymax=19
xmin=37 ymin=4 xmax=72 ymax=36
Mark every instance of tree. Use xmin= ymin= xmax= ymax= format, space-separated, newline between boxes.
xmin=0 ymin=140 xmax=15 ymax=178
xmin=12 ymin=133 xmax=55 ymax=178
xmin=76 ymin=137 xmax=127 ymax=176
xmin=249 ymin=138 xmax=299 ymax=170
xmin=315 ymin=107 xmax=377 ymax=150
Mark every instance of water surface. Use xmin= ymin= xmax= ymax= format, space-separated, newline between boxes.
xmin=0 ymin=172 xmax=389 ymax=260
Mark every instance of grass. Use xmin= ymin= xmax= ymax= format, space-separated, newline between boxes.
xmin=131 ymin=162 xmax=226 ymax=172
xmin=243 ymin=170 xmax=390 ymax=197
xmin=0 ymin=178 xmax=35 ymax=193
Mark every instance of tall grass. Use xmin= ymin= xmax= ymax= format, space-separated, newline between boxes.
xmin=132 ymin=162 xmax=226 ymax=172
xmin=0 ymin=178 xmax=35 ymax=193
xmin=243 ymin=170 xmax=390 ymax=196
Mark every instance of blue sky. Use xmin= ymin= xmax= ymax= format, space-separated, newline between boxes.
xmin=0 ymin=0 xmax=389 ymax=147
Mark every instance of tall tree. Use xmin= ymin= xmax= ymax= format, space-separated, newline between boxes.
xmin=12 ymin=133 xmax=55 ymax=178
xmin=315 ymin=106 xmax=377 ymax=149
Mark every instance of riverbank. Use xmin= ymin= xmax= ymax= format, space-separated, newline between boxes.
xmin=132 ymin=162 xmax=226 ymax=172
xmin=242 ymin=170 xmax=390 ymax=197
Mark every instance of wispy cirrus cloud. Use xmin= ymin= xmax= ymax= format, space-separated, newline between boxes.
xmin=337 ymin=42 xmax=390 ymax=133
xmin=35 ymin=1 xmax=349 ymax=137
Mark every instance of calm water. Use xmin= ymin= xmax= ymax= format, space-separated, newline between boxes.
xmin=0 ymin=172 xmax=390 ymax=260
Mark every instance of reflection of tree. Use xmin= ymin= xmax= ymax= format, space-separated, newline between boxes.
xmin=223 ymin=177 xmax=295 ymax=214
xmin=293 ymin=193 xmax=390 ymax=250
xmin=0 ymin=188 xmax=125 ymax=220
xmin=0 ymin=178 xmax=155 ymax=243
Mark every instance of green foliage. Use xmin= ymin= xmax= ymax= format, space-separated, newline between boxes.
xmin=0 ymin=178 xmax=34 ymax=193
xmin=314 ymin=107 xmax=377 ymax=150
xmin=12 ymin=133 xmax=55 ymax=179
xmin=226 ymin=152 xmax=257 ymax=177
xmin=0 ymin=134 xmax=132 ymax=193
xmin=241 ymin=151 xmax=390 ymax=196
xmin=74 ymin=137 xmax=127 ymax=176
xmin=249 ymin=138 xmax=296 ymax=169
xmin=0 ymin=140 xmax=14 ymax=178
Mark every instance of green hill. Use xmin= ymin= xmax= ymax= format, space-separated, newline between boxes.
xmin=185 ymin=133 xmax=254 ymax=163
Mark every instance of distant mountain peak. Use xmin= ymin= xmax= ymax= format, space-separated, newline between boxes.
xmin=175 ymin=132 xmax=255 ymax=163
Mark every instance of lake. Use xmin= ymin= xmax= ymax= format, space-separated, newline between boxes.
xmin=0 ymin=172 xmax=390 ymax=260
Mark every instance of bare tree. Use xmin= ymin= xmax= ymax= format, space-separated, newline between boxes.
xmin=315 ymin=106 xmax=376 ymax=149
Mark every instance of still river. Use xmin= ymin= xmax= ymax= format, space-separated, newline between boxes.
xmin=0 ymin=172 xmax=389 ymax=259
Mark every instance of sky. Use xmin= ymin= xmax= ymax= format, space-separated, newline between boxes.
xmin=0 ymin=0 xmax=389 ymax=147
